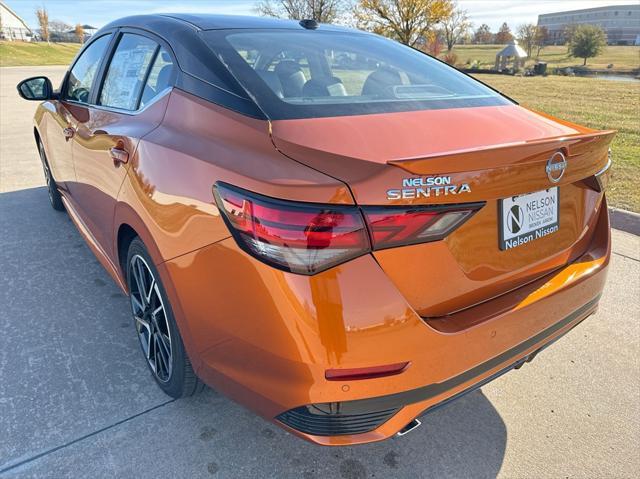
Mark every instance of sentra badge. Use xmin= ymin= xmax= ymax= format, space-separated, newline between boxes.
xmin=387 ymin=176 xmax=471 ymax=200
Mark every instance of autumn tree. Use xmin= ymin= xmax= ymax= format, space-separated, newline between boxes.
xmin=473 ymin=24 xmax=492 ymax=44
xmin=495 ymin=22 xmax=513 ymax=44
xmin=74 ymin=24 xmax=84 ymax=44
xmin=441 ymin=4 xmax=470 ymax=51
xmin=569 ymin=24 xmax=606 ymax=66
xmin=256 ymin=0 xmax=343 ymax=23
xmin=355 ymin=0 xmax=453 ymax=48
xmin=423 ymin=31 xmax=442 ymax=56
xmin=35 ymin=7 xmax=50 ymax=43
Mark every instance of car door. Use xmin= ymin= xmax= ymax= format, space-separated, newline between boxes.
xmin=43 ymin=34 xmax=112 ymax=188
xmin=71 ymin=31 xmax=175 ymax=258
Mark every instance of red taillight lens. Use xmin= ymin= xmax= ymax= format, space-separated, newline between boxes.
xmin=213 ymin=183 xmax=370 ymax=274
xmin=362 ymin=205 xmax=481 ymax=250
xmin=214 ymin=183 xmax=483 ymax=274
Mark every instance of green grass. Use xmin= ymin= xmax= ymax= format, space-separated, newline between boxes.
xmin=447 ymin=45 xmax=640 ymax=72
xmin=0 ymin=41 xmax=81 ymax=67
xmin=473 ymin=74 xmax=640 ymax=212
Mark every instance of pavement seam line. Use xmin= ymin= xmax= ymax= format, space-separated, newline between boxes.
xmin=612 ymin=251 xmax=640 ymax=263
xmin=0 ymin=399 xmax=177 ymax=475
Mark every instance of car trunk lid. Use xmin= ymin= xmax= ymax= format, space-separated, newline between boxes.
xmin=270 ymin=105 xmax=614 ymax=316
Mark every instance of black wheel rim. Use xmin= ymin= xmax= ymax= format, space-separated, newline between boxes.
xmin=129 ymin=254 xmax=173 ymax=382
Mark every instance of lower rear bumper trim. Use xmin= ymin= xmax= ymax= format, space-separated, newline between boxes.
xmin=302 ymin=294 xmax=601 ymax=418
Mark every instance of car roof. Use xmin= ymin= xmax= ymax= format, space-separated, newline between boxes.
xmin=102 ymin=13 xmax=353 ymax=34
xmin=93 ymin=14 xmax=362 ymax=120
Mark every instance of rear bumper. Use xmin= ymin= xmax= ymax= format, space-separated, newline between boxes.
xmin=161 ymin=197 xmax=610 ymax=446
xmin=277 ymin=294 xmax=599 ymax=440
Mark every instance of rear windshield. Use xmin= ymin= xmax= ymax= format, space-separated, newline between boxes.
xmin=202 ymin=29 xmax=510 ymax=119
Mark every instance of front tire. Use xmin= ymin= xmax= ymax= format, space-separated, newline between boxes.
xmin=37 ymin=140 xmax=64 ymax=211
xmin=126 ymin=237 xmax=204 ymax=398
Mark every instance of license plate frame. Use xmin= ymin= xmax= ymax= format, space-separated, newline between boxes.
xmin=499 ymin=187 xmax=560 ymax=251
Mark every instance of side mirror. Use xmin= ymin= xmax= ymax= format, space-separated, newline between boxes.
xmin=17 ymin=76 xmax=56 ymax=101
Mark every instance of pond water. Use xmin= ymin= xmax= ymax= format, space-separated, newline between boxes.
xmin=573 ymin=73 xmax=639 ymax=82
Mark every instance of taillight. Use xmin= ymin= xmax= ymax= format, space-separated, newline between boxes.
xmin=361 ymin=206 xmax=480 ymax=250
xmin=213 ymin=183 xmax=370 ymax=274
xmin=582 ymin=149 xmax=612 ymax=193
xmin=214 ymin=182 xmax=483 ymax=275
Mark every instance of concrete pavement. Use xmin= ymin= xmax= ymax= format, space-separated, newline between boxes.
xmin=1 ymin=66 xmax=639 ymax=478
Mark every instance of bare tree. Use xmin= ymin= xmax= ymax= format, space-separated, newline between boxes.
xmin=473 ymin=24 xmax=492 ymax=44
xmin=256 ymin=0 xmax=343 ymax=23
xmin=35 ymin=7 xmax=50 ymax=43
xmin=563 ymin=24 xmax=578 ymax=52
xmin=441 ymin=5 xmax=470 ymax=51
xmin=75 ymin=24 xmax=84 ymax=44
xmin=355 ymin=0 xmax=453 ymax=48
xmin=517 ymin=23 xmax=536 ymax=57
xmin=534 ymin=26 xmax=548 ymax=57
xmin=49 ymin=20 xmax=72 ymax=35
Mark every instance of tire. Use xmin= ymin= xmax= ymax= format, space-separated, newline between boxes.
xmin=126 ymin=237 xmax=204 ymax=398
xmin=37 ymin=140 xmax=65 ymax=211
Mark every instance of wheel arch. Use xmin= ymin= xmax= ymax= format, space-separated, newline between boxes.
xmin=113 ymin=202 xmax=165 ymax=277
xmin=113 ymin=202 xmax=197 ymax=366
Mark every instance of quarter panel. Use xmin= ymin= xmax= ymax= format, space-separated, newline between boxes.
xmin=122 ymin=89 xmax=353 ymax=263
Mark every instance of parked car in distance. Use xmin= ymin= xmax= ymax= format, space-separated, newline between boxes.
xmin=17 ymin=14 xmax=614 ymax=445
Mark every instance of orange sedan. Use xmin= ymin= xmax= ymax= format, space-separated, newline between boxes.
xmin=17 ymin=14 xmax=613 ymax=445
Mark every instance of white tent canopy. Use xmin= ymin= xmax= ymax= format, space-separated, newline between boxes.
xmin=495 ymin=39 xmax=528 ymax=71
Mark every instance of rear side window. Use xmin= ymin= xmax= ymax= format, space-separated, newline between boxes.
xmin=140 ymin=48 xmax=174 ymax=108
xmin=203 ymin=30 xmax=511 ymax=119
xmin=99 ymin=34 xmax=158 ymax=110
xmin=65 ymin=35 xmax=111 ymax=103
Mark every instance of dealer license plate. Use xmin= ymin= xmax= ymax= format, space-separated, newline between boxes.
xmin=499 ymin=187 xmax=559 ymax=251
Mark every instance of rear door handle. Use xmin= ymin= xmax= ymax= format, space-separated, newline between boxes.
xmin=110 ymin=147 xmax=129 ymax=166
xmin=63 ymin=127 xmax=75 ymax=140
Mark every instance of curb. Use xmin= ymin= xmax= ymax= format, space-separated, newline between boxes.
xmin=609 ymin=207 xmax=640 ymax=236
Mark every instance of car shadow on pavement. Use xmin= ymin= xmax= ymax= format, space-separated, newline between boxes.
xmin=0 ymin=187 xmax=507 ymax=479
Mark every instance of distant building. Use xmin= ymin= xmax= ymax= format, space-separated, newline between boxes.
xmin=538 ymin=4 xmax=640 ymax=45
xmin=0 ymin=1 xmax=33 ymax=41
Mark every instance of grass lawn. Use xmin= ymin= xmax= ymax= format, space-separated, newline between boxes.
xmin=448 ymin=45 xmax=640 ymax=72
xmin=0 ymin=41 xmax=80 ymax=67
xmin=474 ymin=74 xmax=640 ymax=212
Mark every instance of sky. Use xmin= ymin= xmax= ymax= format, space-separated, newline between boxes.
xmin=5 ymin=0 xmax=639 ymax=31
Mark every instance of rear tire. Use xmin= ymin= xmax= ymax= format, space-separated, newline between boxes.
xmin=37 ymin=140 xmax=64 ymax=211
xmin=126 ymin=237 xmax=204 ymax=398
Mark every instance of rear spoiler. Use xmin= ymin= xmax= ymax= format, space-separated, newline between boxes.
xmin=388 ymin=130 xmax=616 ymax=175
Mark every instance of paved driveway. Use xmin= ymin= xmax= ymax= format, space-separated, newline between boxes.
xmin=1 ymin=66 xmax=639 ymax=478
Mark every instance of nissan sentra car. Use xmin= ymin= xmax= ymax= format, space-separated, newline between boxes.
xmin=17 ymin=14 xmax=614 ymax=445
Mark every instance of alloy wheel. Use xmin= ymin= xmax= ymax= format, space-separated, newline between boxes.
xmin=128 ymin=254 xmax=173 ymax=382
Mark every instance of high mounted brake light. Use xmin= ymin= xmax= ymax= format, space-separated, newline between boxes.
xmin=214 ymin=182 xmax=482 ymax=275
